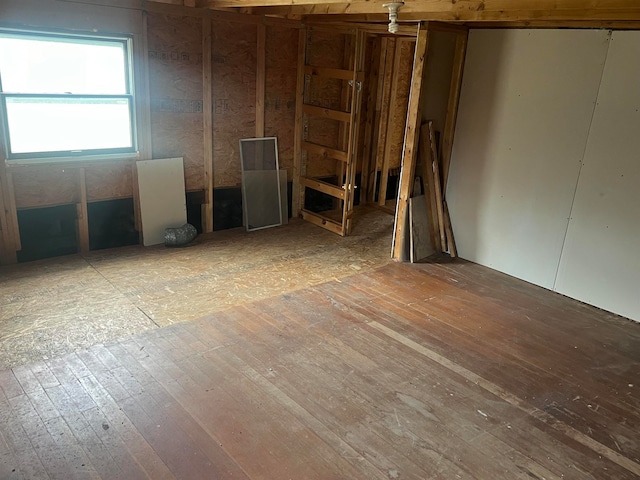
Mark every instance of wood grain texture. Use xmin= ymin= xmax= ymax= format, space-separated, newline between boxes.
xmin=2 ymin=254 xmax=639 ymax=478
xmin=203 ymin=17 xmax=214 ymax=232
xmin=147 ymin=12 xmax=204 ymax=191
xmin=12 ymin=167 xmax=79 ymax=209
xmin=239 ymin=0 xmax=640 ymax=23
xmin=392 ymin=29 xmax=428 ymax=260
xmin=211 ymin=20 xmax=257 ymax=187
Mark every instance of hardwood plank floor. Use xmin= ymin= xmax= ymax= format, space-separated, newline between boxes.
xmin=1 ymin=258 xmax=639 ymax=479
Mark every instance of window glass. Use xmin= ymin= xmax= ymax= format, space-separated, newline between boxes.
xmin=0 ymin=31 xmax=135 ymax=160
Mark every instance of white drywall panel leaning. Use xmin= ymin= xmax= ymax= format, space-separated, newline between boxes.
xmin=136 ymin=157 xmax=187 ymax=246
xmin=555 ymin=31 xmax=640 ymax=322
xmin=447 ymin=29 xmax=610 ymax=289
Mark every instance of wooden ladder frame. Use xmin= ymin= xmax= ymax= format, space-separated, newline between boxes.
xmin=293 ymin=27 xmax=366 ymax=236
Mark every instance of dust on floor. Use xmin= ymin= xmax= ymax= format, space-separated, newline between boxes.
xmin=0 ymin=207 xmax=394 ymax=369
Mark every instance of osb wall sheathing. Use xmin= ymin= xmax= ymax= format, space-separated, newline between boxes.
xmin=86 ymin=164 xmax=134 ymax=202
xmin=305 ymin=29 xmax=348 ymax=179
xmin=212 ymin=21 xmax=257 ymax=188
xmin=147 ymin=13 xmax=204 ymax=192
xmin=387 ymin=40 xmax=415 ymax=170
xmin=265 ymin=26 xmax=298 ymax=181
xmin=12 ymin=167 xmax=79 ymax=209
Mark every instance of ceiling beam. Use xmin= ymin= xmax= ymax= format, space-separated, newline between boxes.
xmin=204 ymin=0 xmax=640 ymax=22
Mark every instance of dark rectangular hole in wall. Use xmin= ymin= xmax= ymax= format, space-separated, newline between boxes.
xmin=87 ymin=198 xmax=139 ymax=251
xmin=17 ymin=204 xmax=78 ymax=263
xmin=186 ymin=191 xmax=204 ymax=234
xmin=373 ymin=173 xmax=399 ymax=203
xmin=213 ymin=187 xmax=243 ymax=231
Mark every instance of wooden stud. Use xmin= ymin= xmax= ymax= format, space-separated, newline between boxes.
xmin=391 ymin=25 xmax=429 ymax=261
xmin=300 ymin=209 xmax=343 ymax=236
xmin=301 ymin=142 xmax=347 ymax=163
xmin=292 ymin=28 xmax=307 ymax=217
xmin=342 ymin=30 xmax=366 ymax=235
xmin=203 ymin=16 xmax=214 ymax=233
xmin=130 ymin=162 xmax=143 ymax=242
xmin=360 ymin=36 xmax=382 ymax=205
xmin=443 ymin=200 xmax=457 ymax=258
xmin=0 ymin=168 xmax=17 ymax=264
xmin=441 ymin=29 xmax=468 ymax=194
xmin=337 ymin=33 xmax=355 ymax=193
xmin=131 ymin=12 xmax=153 ymax=242
xmin=377 ymin=38 xmax=402 ymax=208
xmin=418 ymin=124 xmax=440 ymax=252
xmin=303 ymin=66 xmax=364 ymax=81
xmin=301 ymin=105 xmax=351 ymax=123
xmin=6 ymin=172 xmax=20 ymax=253
xmin=299 ymin=177 xmax=345 ymax=200
xmin=77 ymin=168 xmax=90 ymax=254
xmin=427 ymin=122 xmax=447 ymax=253
xmin=366 ymin=37 xmax=390 ymax=204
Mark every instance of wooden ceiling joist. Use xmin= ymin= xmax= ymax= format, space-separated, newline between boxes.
xmin=198 ymin=0 xmax=640 ymax=24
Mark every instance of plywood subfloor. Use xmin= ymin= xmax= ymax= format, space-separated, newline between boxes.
xmin=1 ymin=258 xmax=639 ymax=479
xmin=0 ymin=207 xmax=393 ymax=370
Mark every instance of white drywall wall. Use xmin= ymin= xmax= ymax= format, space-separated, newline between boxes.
xmin=137 ymin=157 xmax=187 ymax=246
xmin=447 ymin=29 xmax=610 ymax=289
xmin=555 ymin=31 xmax=640 ymax=322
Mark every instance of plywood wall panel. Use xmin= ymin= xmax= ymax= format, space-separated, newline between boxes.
xmin=12 ymin=167 xmax=79 ymax=209
xmin=555 ymin=31 xmax=640 ymax=322
xmin=85 ymin=164 xmax=133 ymax=202
xmin=211 ymin=21 xmax=257 ymax=188
xmin=147 ymin=13 xmax=204 ymax=191
xmin=387 ymin=40 xmax=415 ymax=170
xmin=306 ymin=29 xmax=347 ymax=69
xmin=265 ymin=26 xmax=298 ymax=180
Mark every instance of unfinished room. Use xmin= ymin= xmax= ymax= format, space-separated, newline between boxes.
xmin=0 ymin=0 xmax=639 ymax=478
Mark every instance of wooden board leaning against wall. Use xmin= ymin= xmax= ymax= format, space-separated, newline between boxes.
xmin=0 ymin=0 xmax=301 ymax=265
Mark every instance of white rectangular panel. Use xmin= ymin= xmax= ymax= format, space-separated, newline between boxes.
xmin=136 ymin=157 xmax=187 ymax=246
xmin=555 ymin=31 xmax=640 ymax=322
xmin=447 ymin=29 xmax=610 ymax=289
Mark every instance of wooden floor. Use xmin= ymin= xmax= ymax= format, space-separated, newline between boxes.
xmin=0 ymin=207 xmax=394 ymax=370
xmin=1 ymin=257 xmax=640 ymax=479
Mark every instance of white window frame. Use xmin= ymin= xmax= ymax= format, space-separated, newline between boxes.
xmin=0 ymin=28 xmax=138 ymax=163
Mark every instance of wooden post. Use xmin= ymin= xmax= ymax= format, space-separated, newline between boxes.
xmin=77 ymin=168 xmax=90 ymax=254
xmin=419 ymin=124 xmax=439 ymax=251
xmin=360 ymin=36 xmax=381 ymax=205
xmin=343 ymin=29 xmax=366 ymax=235
xmin=367 ymin=37 xmax=391 ymax=203
xmin=391 ymin=24 xmax=429 ymax=261
xmin=428 ymin=122 xmax=447 ymax=253
xmin=292 ymin=28 xmax=306 ymax=217
xmin=0 ymin=168 xmax=17 ymax=264
xmin=443 ymin=200 xmax=457 ymax=258
xmin=6 ymin=172 xmax=20 ymax=254
xmin=203 ymin=16 xmax=214 ymax=232
xmin=132 ymin=12 xmax=153 ymax=241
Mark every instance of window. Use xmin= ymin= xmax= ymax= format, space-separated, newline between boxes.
xmin=0 ymin=30 xmax=136 ymax=161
